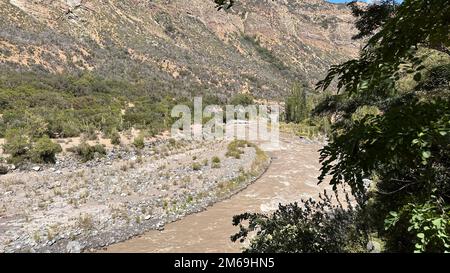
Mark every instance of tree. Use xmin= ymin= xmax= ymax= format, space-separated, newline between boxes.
xmin=315 ymin=0 xmax=450 ymax=252
xmin=348 ymin=0 xmax=399 ymax=40
xmin=285 ymin=83 xmax=308 ymax=123
xmin=230 ymin=0 xmax=450 ymax=252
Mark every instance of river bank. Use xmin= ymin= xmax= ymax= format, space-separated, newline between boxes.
xmin=0 ymin=138 xmax=270 ymax=253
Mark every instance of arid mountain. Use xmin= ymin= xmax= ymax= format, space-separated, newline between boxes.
xmin=0 ymin=0 xmax=360 ymax=99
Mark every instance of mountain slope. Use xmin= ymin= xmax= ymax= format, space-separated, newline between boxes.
xmin=0 ymin=0 xmax=360 ymax=98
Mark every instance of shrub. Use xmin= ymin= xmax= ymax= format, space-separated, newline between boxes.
xmin=3 ymin=129 xmax=30 ymax=157
xmin=211 ymin=156 xmax=221 ymax=168
xmin=212 ymin=156 xmax=221 ymax=163
xmin=109 ymin=129 xmax=121 ymax=145
xmin=83 ymin=126 xmax=98 ymax=141
xmin=226 ymin=140 xmax=251 ymax=159
xmin=30 ymin=136 xmax=62 ymax=163
xmin=133 ymin=135 xmax=145 ymax=149
xmin=192 ymin=162 xmax=202 ymax=171
xmin=68 ymin=142 xmax=106 ymax=162
xmin=384 ymin=198 xmax=450 ymax=253
xmin=3 ymin=129 xmax=30 ymax=164
xmin=231 ymin=191 xmax=368 ymax=253
xmin=230 ymin=93 xmax=254 ymax=106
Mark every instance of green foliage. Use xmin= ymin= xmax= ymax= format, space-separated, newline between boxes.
xmin=226 ymin=140 xmax=251 ymax=159
xmin=229 ymin=93 xmax=254 ymax=106
xmin=0 ymin=71 xmax=190 ymax=141
xmin=282 ymin=83 xmax=332 ymax=139
xmin=228 ymin=0 xmax=449 ymax=253
xmin=68 ymin=142 xmax=106 ymax=162
xmin=315 ymin=0 xmax=450 ymax=253
xmin=231 ymin=191 xmax=368 ymax=253
xmin=348 ymin=0 xmax=399 ymax=40
xmin=212 ymin=156 xmax=221 ymax=164
xmin=212 ymin=156 xmax=221 ymax=168
xmin=319 ymin=95 xmax=449 ymax=195
xmin=132 ymin=135 xmax=145 ymax=150
xmin=317 ymin=0 xmax=449 ymax=96
xmin=30 ymin=136 xmax=62 ymax=163
xmin=192 ymin=162 xmax=202 ymax=171
xmin=285 ymin=83 xmax=308 ymax=123
xmin=3 ymin=128 xmax=30 ymax=161
xmin=351 ymin=105 xmax=381 ymax=122
xmin=385 ymin=197 xmax=450 ymax=253
xmin=109 ymin=129 xmax=121 ymax=146
xmin=3 ymin=129 xmax=62 ymax=164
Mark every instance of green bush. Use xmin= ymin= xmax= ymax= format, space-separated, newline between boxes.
xmin=133 ymin=135 xmax=145 ymax=149
xmin=384 ymin=198 xmax=450 ymax=253
xmin=211 ymin=156 xmax=222 ymax=168
xmin=192 ymin=162 xmax=202 ymax=171
xmin=232 ymin=191 xmax=368 ymax=253
xmin=226 ymin=140 xmax=251 ymax=159
xmin=109 ymin=129 xmax=121 ymax=145
xmin=0 ymin=71 xmax=187 ymax=141
xmin=30 ymin=136 xmax=62 ymax=163
xmin=3 ymin=128 xmax=30 ymax=164
xmin=230 ymin=93 xmax=254 ymax=106
xmin=83 ymin=125 xmax=98 ymax=141
xmin=68 ymin=142 xmax=106 ymax=162
xmin=212 ymin=156 xmax=221 ymax=164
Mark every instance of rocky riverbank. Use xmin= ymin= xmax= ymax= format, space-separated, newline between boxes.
xmin=0 ymin=138 xmax=270 ymax=253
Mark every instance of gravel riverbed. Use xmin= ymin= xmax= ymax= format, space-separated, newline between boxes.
xmin=0 ymin=138 xmax=270 ymax=253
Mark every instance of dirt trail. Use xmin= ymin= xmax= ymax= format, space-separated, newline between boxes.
xmin=103 ymin=134 xmax=329 ymax=253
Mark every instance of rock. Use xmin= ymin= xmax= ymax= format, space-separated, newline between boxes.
xmin=32 ymin=166 xmax=41 ymax=172
xmin=366 ymin=241 xmax=381 ymax=253
xmin=363 ymin=178 xmax=373 ymax=189
xmin=156 ymin=222 xmax=165 ymax=231
xmin=0 ymin=165 xmax=8 ymax=175
xmin=66 ymin=241 xmax=82 ymax=253
xmin=144 ymin=215 xmax=151 ymax=220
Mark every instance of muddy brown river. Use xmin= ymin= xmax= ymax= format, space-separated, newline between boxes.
xmin=103 ymin=135 xmax=329 ymax=253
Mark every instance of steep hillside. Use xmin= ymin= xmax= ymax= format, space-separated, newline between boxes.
xmin=0 ymin=0 xmax=360 ymax=99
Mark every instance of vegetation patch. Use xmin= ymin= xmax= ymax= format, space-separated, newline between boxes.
xmin=67 ymin=142 xmax=106 ymax=162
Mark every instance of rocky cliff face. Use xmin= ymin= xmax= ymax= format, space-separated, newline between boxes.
xmin=0 ymin=0 xmax=360 ymax=98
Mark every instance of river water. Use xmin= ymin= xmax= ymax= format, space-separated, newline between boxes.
xmin=103 ymin=135 xmax=328 ymax=253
